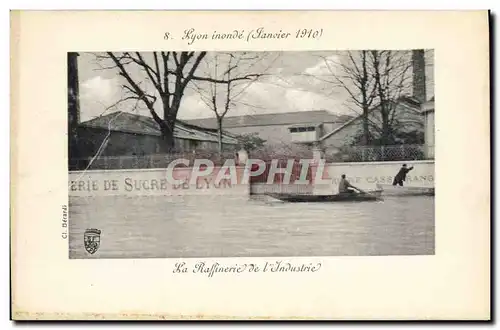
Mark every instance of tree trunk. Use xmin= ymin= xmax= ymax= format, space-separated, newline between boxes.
xmin=360 ymin=50 xmax=370 ymax=146
xmin=217 ymin=117 xmax=223 ymax=154
xmin=159 ymin=120 xmax=175 ymax=153
xmin=155 ymin=101 xmax=177 ymax=153
xmin=371 ymin=50 xmax=392 ymax=146
xmin=381 ymin=111 xmax=390 ymax=145
xmin=362 ymin=103 xmax=370 ymax=145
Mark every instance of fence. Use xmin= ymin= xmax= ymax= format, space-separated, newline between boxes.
xmin=69 ymin=144 xmax=434 ymax=171
xmin=69 ymin=151 xmax=239 ymax=171
xmin=325 ymin=144 xmax=432 ymax=163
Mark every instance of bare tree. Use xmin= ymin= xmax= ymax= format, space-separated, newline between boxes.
xmin=193 ymin=52 xmax=278 ymax=153
xmin=319 ymin=51 xmax=376 ymax=145
xmin=316 ymin=50 xmax=414 ymax=145
xmin=369 ymin=50 xmax=414 ymax=145
xmin=95 ymin=52 xmax=246 ymax=153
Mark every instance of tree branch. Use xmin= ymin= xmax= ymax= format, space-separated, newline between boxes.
xmin=160 ymin=51 xmax=171 ymax=108
xmin=190 ymin=72 xmax=267 ymax=84
xmin=181 ymin=52 xmax=207 ymax=90
xmin=107 ymin=52 xmax=161 ymax=124
xmin=134 ymin=52 xmax=163 ymax=95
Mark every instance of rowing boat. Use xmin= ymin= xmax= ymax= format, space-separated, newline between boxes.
xmin=376 ymin=184 xmax=435 ymax=196
xmin=266 ymin=190 xmax=382 ymax=203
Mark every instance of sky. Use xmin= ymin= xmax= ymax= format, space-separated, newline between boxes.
xmin=76 ymin=50 xmax=434 ymax=123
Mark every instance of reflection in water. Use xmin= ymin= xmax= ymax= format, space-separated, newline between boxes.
xmin=69 ymin=195 xmax=434 ymax=258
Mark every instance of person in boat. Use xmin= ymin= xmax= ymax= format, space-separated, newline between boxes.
xmin=392 ymin=164 xmax=414 ymax=186
xmin=338 ymin=174 xmax=362 ymax=194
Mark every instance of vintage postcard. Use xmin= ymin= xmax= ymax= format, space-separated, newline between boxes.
xmin=11 ymin=10 xmax=490 ymax=320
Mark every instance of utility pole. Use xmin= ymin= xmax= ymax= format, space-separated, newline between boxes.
xmin=68 ymin=52 xmax=80 ymax=169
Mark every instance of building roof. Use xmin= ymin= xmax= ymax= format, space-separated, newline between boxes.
xmin=183 ymin=110 xmax=352 ymax=129
xmin=319 ymin=97 xmax=423 ymax=142
xmin=288 ymin=123 xmax=323 ymax=129
xmin=80 ymin=111 xmax=239 ymax=144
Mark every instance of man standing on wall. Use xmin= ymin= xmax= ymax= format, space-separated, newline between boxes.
xmin=392 ymin=164 xmax=414 ymax=186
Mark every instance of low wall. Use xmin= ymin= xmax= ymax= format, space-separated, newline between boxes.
xmin=68 ymin=160 xmax=434 ymax=197
xmin=313 ymin=160 xmax=435 ymax=194
xmin=69 ymin=166 xmax=249 ymax=197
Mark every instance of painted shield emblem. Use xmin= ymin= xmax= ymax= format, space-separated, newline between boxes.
xmin=84 ymin=228 xmax=101 ymax=254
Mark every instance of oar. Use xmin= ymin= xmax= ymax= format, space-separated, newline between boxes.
xmin=350 ymin=185 xmax=366 ymax=194
xmin=351 ymin=185 xmax=381 ymax=199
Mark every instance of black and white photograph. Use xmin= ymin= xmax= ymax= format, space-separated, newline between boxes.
xmin=68 ymin=49 xmax=435 ymax=259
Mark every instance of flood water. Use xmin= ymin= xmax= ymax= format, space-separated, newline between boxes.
xmin=69 ymin=194 xmax=434 ymax=259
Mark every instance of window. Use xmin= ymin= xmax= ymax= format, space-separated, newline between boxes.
xmin=290 ymin=126 xmax=317 ymax=133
